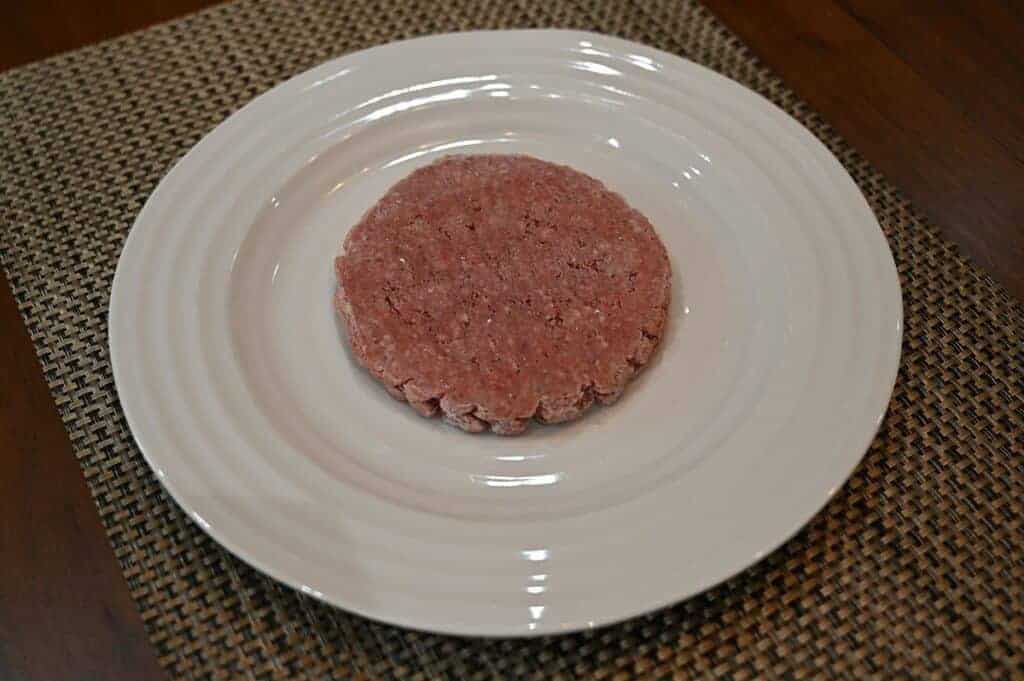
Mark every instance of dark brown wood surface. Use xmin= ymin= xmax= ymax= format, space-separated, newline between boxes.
xmin=0 ymin=278 xmax=166 ymax=681
xmin=702 ymin=0 xmax=1024 ymax=298
xmin=1 ymin=1 xmax=1022 ymax=679
xmin=0 ymin=0 xmax=215 ymax=71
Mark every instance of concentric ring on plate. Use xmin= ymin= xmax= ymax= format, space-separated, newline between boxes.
xmin=110 ymin=30 xmax=901 ymax=636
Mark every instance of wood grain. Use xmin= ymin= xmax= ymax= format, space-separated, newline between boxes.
xmin=0 ymin=275 xmax=165 ymax=681
xmin=837 ymin=0 xmax=1024 ymax=158
xmin=703 ymin=0 xmax=1024 ymax=298
xmin=0 ymin=0 xmax=217 ymax=71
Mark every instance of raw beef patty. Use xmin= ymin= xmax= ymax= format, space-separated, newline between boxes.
xmin=334 ymin=154 xmax=671 ymax=435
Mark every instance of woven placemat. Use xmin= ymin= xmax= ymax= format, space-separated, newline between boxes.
xmin=2 ymin=0 xmax=1022 ymax=678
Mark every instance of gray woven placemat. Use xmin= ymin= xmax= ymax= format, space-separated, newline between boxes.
xmin=2 ymin=0 xmax=1022 ymax=679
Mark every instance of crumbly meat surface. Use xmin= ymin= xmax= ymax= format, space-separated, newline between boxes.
xmin=334 ymin=154 xmax=671 ymax=435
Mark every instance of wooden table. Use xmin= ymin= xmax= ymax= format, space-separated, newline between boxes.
xmin=1 ymin=2 xmax=1021 ymax=679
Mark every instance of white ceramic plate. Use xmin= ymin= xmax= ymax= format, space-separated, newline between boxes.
xmin=110 ymin=30 xmax=902 ymax=636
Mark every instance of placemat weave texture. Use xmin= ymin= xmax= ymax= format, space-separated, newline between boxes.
xmin=2 ymin=0 xmax=1022 ymax=678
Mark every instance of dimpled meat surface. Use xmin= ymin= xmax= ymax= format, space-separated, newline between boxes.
xmin=334 ymin=154 xmax=671 ymax=435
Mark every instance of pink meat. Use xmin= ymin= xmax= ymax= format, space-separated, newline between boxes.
xmin=335 ymin=154 xmax=671 ymax=435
